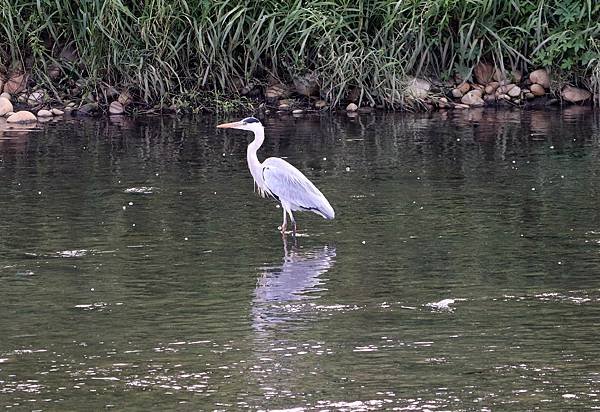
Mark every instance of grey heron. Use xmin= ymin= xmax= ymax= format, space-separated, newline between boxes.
xmin=217 ymin=117 xmax=335 ymax=235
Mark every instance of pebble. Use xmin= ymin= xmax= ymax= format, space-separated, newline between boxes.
xmin=51 ymin=108 xmax=64 ymax=116
xmin=109 ymin=101 xmax=125 ymax=115
xmin=37 ymin=109 xmax=53 ymax=117
xmin=346 ymin=103 xmax=358 ymax=112
xmin=292 ymin=109 xmax=304 ymax=114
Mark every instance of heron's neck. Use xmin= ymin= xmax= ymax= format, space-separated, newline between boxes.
xmin=247 ymin=128 xmax=266 ymax=192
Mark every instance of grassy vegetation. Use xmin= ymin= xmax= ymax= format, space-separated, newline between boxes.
xmin=0 ymin=0 xmax=598 ymax=110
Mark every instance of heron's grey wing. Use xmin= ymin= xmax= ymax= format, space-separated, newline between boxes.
xmin=262 ymin=157 xmax=335 ymax=219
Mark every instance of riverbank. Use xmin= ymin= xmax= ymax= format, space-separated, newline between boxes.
xmin=1 ymin=1 xmax=598 ymax=117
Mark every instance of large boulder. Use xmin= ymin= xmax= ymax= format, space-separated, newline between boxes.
xmin=561 ymin=85 xmax=592 ymax=103
xmin=406 ymin=77 xmax=431 ymax=99
xmin=529 ymin=69 xmax=550 ymax=89
xmin=7 ymin=110 xmax=37 ymax=123
xmin=0 ymin=97 xmax=13 ymax=116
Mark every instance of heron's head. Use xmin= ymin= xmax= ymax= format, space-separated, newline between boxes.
xmin=217 ymin=117 xmax=263 ymax=132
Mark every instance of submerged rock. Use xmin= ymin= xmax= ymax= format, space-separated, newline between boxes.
xmin=529 ymin=69 xmax=550 ymax=89
xmin=0 ymin=97 xmax=13 ymax=116
xmin=7 ymin=110 xmax=37 ymax=123
xmin=562 ymin=85 xmax=592 ymax=103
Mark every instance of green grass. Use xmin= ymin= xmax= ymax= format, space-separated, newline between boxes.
xmin=0 ymin=0 xmax=598 ymax=110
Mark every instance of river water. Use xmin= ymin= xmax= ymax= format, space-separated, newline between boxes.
xmin=1 ymin=108 xmax=600 ymax=410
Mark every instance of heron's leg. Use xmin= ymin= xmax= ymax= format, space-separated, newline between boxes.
xmin=288 ymin=210 xmax=296 ymax=237
xmin=280 ymin=206 xmax=287 ymax=234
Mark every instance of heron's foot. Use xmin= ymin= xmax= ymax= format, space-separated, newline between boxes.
xmin=279 ymin=222 xmax=287 ymax=235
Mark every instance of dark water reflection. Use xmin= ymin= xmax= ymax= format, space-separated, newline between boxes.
xmin=1 ymin=108 xmax=600 ymax=410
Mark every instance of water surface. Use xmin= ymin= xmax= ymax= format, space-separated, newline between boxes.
xmin=1 ymin=108 xmax=600 ymax=410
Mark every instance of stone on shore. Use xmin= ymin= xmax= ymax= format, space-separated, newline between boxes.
xmin=561 ymin=85 xmax=592 ymax=103
xmin=529 ymin=69 xmax=550 ymax=89
xmin=473 ymin=62 xmax=494 ymax=84
xmin=118 ymin=91 xmax=132 ymax=106
xmin=0 ymin=97 xmax=13 ymax=116
xmin=406 ymin=77 xmax=431 ymax=99
xmin=293 ymin=73 xmax=319 ymax=96
xmin=314 ymin=100 xmax=327 ymax=109
xmin=346 ymin=103 xmax=358 ymax=112
xmin=451 ymin=88 xmax=463 ymax=98
xmin=484 ymin=82 xmax=499 ymax=95
xmin=292 ymin=109 xmax=304 ymax=114
xmin=461 ymin=90 xmax=485 ymax=107
xmin=37 ymin=109 xmax=53 ymax=117
xmin=530 ymin=84 xmax=545 ymax=96
xmin=508 ymin=86 xmax=521 ymax=98
xmin=457 ymin=82 xmax=470 ymax=94
xmin=77 ymin=102 xmax=99 ymax=115
xmin=7 ymin=111 xmax=37 ymax=123
xmin=0 ymin=92 xmax=11 ymax=100
xmin=3 ymin=74 xmax=27 ymax=94
xmin=265 ymin=83 xmax=290 ymax=100
xmin=51 ymin=108 xmax=64 ymax=116
xmin=28 ymin=90 xmax=46 ymax=106
xmin=109 ymin=101 xmax=125 ymax=115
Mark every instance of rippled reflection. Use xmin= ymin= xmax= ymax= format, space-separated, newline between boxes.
xmin=253 ymin=243 xmax=336 ymax=333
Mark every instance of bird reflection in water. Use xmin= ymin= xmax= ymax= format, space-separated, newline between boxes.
xmin=252 ymin=241 xmax=336 ymax=332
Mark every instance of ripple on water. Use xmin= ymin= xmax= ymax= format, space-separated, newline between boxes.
xmin=124 ymin=186 xmax=156 ymax=194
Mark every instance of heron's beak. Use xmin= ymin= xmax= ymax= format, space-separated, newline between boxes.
xmin=216 ymin=121 xmax=243 ymax=129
